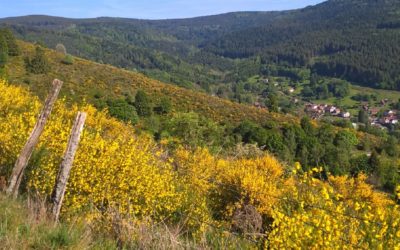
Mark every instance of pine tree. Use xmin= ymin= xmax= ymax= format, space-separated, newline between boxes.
xmin=1 ymin=28 xmax=20 ymax=56
xmin=134 ymin=90 xmax=152 ymax=117
xmin=155 ymin=97 xmax=172 ymax=114
xmin=358 ymin=109 xmax=368 ymax=124
xmin=0 ymin=34 xmax=8 ymax=68
xmin=265 ymin=94 xmax=278 ymax=112
xmin=25 ymin=46 xmax=50 ymax=74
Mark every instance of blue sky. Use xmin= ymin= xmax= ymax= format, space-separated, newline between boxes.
xmin=0 ymin=0 xmax=325 ymax=19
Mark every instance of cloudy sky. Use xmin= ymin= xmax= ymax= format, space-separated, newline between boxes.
xmin=0 ymin=0 xmax=325 ymax=19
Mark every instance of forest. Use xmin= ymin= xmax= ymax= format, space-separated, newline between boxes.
xmin=1 ymin=0 xmax=400 ymax=91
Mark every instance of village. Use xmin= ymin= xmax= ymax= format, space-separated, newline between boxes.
xmin=305 ymin=103 xmax=350 ymax=119
xmin=305 ymin=101 xmax=399 ymax=129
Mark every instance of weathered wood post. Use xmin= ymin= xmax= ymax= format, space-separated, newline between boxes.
xmin=7 ymin=79 xmax=63 ymax=197
xmin=51 ymin=111 xmax=87 ymax=222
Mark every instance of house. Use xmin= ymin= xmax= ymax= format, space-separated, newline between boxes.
xmin=369 ymin=108 xmax=380 ymax=117
xmin=305 ymin=104 xmax=318 ymax=111
xmin=261 ymin=78 xmax=269 ymax=84
xmin=385 ymin=110 xmax=395 ymax=116
xmin=341 ymin=112 xmax=351 ymax=118
xmin=325 ymin=105 xmax=337 ymax=114
xmin=332 ymin=109 xmax=341 ymax=116
xmin=379 ymin=117 xmax=398 ymax=125
xmin=361 ymin=102 xmax=369 ymax=107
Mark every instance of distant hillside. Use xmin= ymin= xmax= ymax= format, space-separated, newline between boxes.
xmin=0 ymin=12 xmax=284 ymax=89
xmin=1 ymin=0 xmax=400 ymax=90
xmin=202 ymin=0 xmax=400 ymax=89
xmin=6 ymin=40 xmax=292 ymax=126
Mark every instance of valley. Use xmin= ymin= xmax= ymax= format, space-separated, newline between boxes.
xmin=0 ymin=0 xmax=400 ymax=248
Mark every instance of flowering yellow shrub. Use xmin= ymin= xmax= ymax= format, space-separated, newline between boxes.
xmin=215 ymin=156 xmax=283 ymax=218
xmin=1 ymin=79 xmax=399 ymax=247
xmin=0 ymin=80 xmax=181 ymax=221
xmin=0 ymin=79 xmax=41 ymax=176
xmin=173 ymin=147 xmax=284 ymax=223
xmin=268 ymin=167 xmax=400 ymax=249
xmin=396 ymin=185 xmax=400 ymax=200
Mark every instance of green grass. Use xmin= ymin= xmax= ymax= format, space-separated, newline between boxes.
xmin=0 ymin=194 xmax=255 ymax=249
xmin=0 ymin=194 xmax=94 ymax=249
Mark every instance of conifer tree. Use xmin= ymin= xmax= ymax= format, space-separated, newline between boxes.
xmin=0 ymin=34 xmax=8 ymax=69
xmin=134 ymin=90 xmax=152 ymax=117
xmin=155 ymin=97 xmax=172 ymax=114
xmin=1 ymin=28 xmax=20 ymax=56
xmin=25 ymin=46 xmax=50 ymax=74
xmin=265 ymin=93 xmax=278 ymax=112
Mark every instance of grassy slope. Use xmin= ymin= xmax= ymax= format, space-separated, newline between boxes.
xmin=1 ymin=194 xmax=249 ymax=249
xmin=5 ymin=41 xmax=296 ymax=126
xmin=0 ymin=194 xmax=98 ymax=249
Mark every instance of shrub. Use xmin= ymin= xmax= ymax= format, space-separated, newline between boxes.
xmin=0 ymin=34 xmax=8 ymax=68
xmin=134 ymin=90 xmax=153 ymax=117
xmin=0 ymin=28 xmax=20 ymax=56
xmin=154 ymin=96 xmax=172 ymax=114
xmin=25 ymin=46 xmax=50 ymax=74
xmin=61 ymin=54 xmax=74 ymax=65
xmin=106 ymin=98 xmax=138 ymax=124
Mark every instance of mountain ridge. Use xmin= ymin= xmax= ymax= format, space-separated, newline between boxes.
xmin=1 ymin=0 xmax=400 ymax=92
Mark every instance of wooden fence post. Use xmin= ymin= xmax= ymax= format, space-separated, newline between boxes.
xmin=51 ymin=111 xmax=87 ymax=222
xmin=7 ymin=79 xmax=63 ymax=197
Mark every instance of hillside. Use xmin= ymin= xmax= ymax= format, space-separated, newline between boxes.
xmin=0 ymin=79 xmax=399 ymax=248
xmin=3 ymin=39 xmax=400 ymax=192
xmin=2 ymin=1 xmax=400 ymax=248
xmin=203 ymin=0 xmax=400 ymax=89
xmin=5 ymin=40 xmax=291 ymax=126
xmin=1 ymin=0 xmax=400 ymax=91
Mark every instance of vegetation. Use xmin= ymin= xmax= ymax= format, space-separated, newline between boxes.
xmin=0 ymin=80 xmax=399 ymax=248
xmin=2 ymin=0 xmax=400 ymax=93
xmin=105 ymin=98 xmax=138 ymax=124
xmin=1 ymin=38 xmax=399 ymax=193
xmin=25 ymin=46 xmax=50 ymax=74
xmin=0 ymin=33 xmax=7 ymax=69
xmin=0 ymin=27 xmax=20 ymax=56
xmin=203 ymin=1 xmax=400 ymax=90
xmin=0 ymin=21 xmax=400 ymax=247
xmin=134 ymin=89 xmax=152 ymax=117
xmin=0 ymin=194 xmax=93 ymax=249
xmin=5 ymin=40 xmax=289 ymax=125
xmin=61 ymin=54 xmax=74 ymax=65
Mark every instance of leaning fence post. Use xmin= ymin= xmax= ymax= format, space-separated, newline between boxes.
xmin=51 ymin=111 xmax=87 ymax=222
xmin=7 ymin=79 xmax=63 ymax=197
